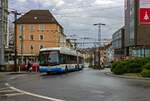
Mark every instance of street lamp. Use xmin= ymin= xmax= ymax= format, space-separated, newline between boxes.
xmin=93 ymin=23 xmax=106 ymax=68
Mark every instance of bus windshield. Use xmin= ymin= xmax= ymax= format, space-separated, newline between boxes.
xmin=39 ymin=51 xmax=59 ymax=66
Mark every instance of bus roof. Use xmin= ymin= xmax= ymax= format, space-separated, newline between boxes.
xmin=40 ymin=47 xmax=83 ymax=57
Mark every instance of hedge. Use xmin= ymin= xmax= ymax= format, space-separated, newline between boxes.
xmin=111 ymin=57 xmax=150 ymax=77
xmin=142 ymin=62 xmax=150 ymax=70
xmin=141 ymin=69 xmax=150 ymax=77
xmin=111 ymin=61 xmax=127 ymax=75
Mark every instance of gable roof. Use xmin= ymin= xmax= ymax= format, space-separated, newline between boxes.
xmin=15 ymin=10 xmax=61 ymax=26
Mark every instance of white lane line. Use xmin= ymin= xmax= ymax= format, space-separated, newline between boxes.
xmin=90 ymin=90 xmax=105 ymax=98
xmin=5 ymin=93 xmax=24 ymax=97
xmin=5 ymin=83 xmax=65 ymax=101
xmin=91 ymin=90 xmax=105 ymax=94
xmin=0 ymin=90 xmax=15 ymax=93
xmin=0 ymin=87 xmax=9 ymax=90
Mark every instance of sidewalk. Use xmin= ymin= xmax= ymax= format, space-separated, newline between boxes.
xmin=0 ymin=71 xmax=28 ymax=76
xmin=0 ymin=71 xmax=39 ymax=75
xmin=0 ymin=71 xmax=39 ymax=81
xmin=103 ymin=68 xmax=150 ymax=80
xmin=0 ymin=73 xmax=5 ymax=81
xmin=0 ymin=72 xmax=7 ymax=89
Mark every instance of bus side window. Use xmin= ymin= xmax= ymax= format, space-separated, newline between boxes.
xmin=60 ymin=54 xmax=66 ymax=64
xmin=62 ymin=56 xmax=65 ymax=64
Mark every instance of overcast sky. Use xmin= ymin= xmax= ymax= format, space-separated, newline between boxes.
xmin=9 ymin=0 xmax=124 ymax=47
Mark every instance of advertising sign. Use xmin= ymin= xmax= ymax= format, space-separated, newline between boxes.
xmin=139 ymin=0 xmax=150 ymax=24
xmin=139 ymin=8 xmax=150 ymax=24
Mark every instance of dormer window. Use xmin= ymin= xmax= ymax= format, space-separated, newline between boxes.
xmin=34 ymin=16 xmax=38 ymax=20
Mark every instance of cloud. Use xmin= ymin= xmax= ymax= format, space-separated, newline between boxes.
xmin=32 ymin=0 xmax=65 ymax=7
xmin=10 ymin=0 xmax=124 ymax=47
xmin=94 ymin=0 xmax=114 ymax=5
xmin=17 ymin=0 xmax=27 ymax=2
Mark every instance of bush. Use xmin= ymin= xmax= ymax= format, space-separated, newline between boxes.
xmin=142 ymin=62 xmax=150 ymax=70
xmin=111 ymin=61 xmax=120 ymax=72
xmin=126 ymin=62 xmax=142 ymax=73
xmin=111 ymin=57 xmax=150 ymax=75
xmin=112 ymin=61 xmax=127 ymax=75
xmin=141 ymin=69 xmax=150 ymax=77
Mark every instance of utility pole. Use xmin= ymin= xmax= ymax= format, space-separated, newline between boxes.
xmin=0 ymin=7 xmax=5 ymax=70
xmin=11 ymin=10 xmax=21 ymax=72
xmin=93 ymin=23 xmax=105 ymax=69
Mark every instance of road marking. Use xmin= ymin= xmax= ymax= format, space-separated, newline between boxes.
xmin=0 ymin=87 xmax=9 ymax=90
xmin=91 ymin=90 xmax=105 ymax=94
xmin=5 ymin=83 xmax=65 ymax=101
xmin=91 ymin=90 xmax=105 ymax=97
xmin=5 ymin=93 xmax=24 ymax=97
xmin=0 ymin=90 xmax=15 ymax=93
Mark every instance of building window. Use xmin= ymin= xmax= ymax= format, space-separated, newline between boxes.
xmin=40 ymin=45 xmax=44 ymax=49
xmin=40 ymin=35 xmax=44 ymax=40
xmin=30 ymin=45 xmax=34 ymax=50
xmin=30 ymin=35 xmax=34 ymax=40
xmin=34 ymin=16 xmax=38 ymax=20
xmin=39 ymin=24 xmax=45 ymax=32
xmin=58 ymin=27 xmax=64 ymax=33
xmin=29 ymin=25 xmax=34 ymax=32
xmin=19 ymin=34 xmax=24 ymax=40
xmin=19 ymin=24 xmax=24 ymax=34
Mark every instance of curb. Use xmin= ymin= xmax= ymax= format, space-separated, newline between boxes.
xmin=104 ymin=72 xmax=150 ymax=80
xmin=8 ymin=72 xmax=31 ymax=75
xmin=0 ymin=72 xmax=39 ymax=75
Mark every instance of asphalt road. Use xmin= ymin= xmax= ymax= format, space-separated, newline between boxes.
xmin=1 ymin=68 xmax=150 ymax=101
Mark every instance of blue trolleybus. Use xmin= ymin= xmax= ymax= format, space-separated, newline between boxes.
xmin=39 ymin=47 xmax=84 ymax=73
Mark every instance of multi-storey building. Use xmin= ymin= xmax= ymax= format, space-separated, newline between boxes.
xmin=105 ymin=42 xmax=113 ymax=64
xmin=66 ymin=39 xmax=73 ymax=49
xmin=0 ymin=0 xmax=8 ymax=69
xmin=15 ymin=10 xmax=67 ymax=63
xmin=112 ymin=27 xmax=125 ymax=61
xmin=125 ymin=0 xmax=150 ymax=57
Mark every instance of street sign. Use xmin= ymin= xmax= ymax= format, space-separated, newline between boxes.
xmin=139 ymin=8 xmax=150 ymax=24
